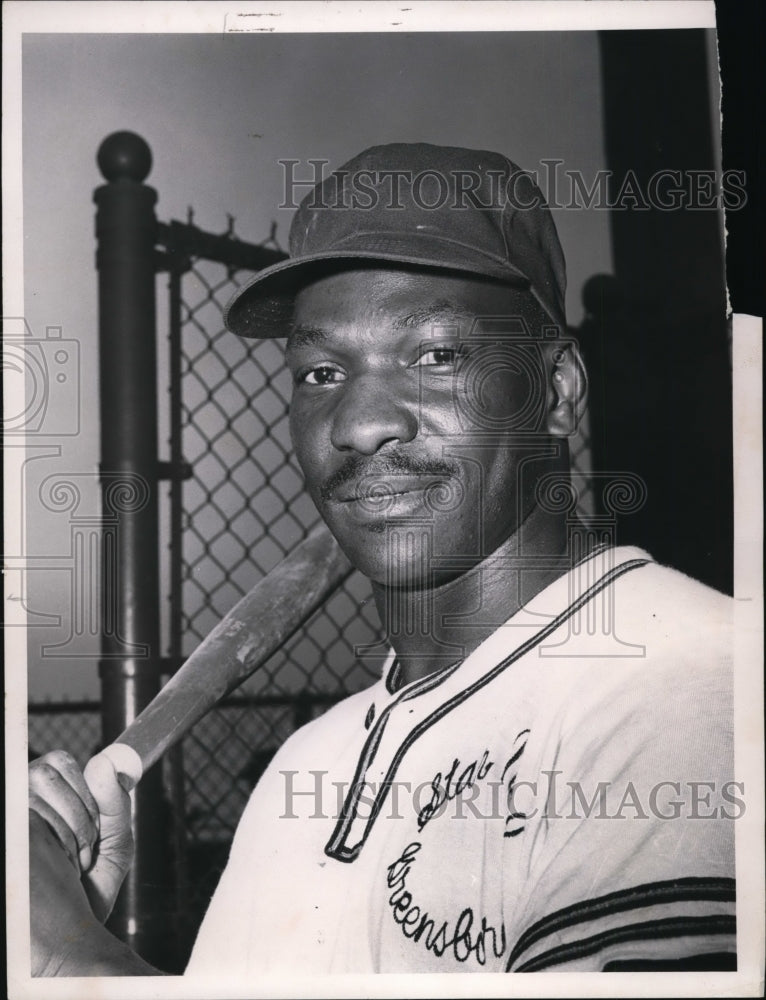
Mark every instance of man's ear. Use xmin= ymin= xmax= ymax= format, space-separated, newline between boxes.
xmin=545 ymin=342 xmax=587 ymax=437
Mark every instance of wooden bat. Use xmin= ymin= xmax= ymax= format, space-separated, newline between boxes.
xmin=91 ymin=523 xmax=353 ymax=792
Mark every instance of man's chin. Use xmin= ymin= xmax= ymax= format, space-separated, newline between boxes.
xmin=323 ymin=516 xmax=477 ymax=590
xmin=323 ymin=526 xmax=397 ymax=585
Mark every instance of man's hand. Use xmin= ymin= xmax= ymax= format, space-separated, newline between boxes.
xmin=28 ymin=749 xmax=155 ymax=976
xmin=29 ymin=749 xmax=133 ymax=922
xmin=29 ymin=809 xmax=159 ymax=977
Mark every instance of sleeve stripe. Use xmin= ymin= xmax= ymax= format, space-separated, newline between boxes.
xmin=513 ymin=914 xmax=736 ymax=972
xmin=603 ymin=951 xmax=737 ymax=971
xmin=506 ymin=877 xmax=735 ymax=971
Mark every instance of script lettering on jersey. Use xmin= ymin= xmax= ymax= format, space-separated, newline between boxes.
xmin=416 ymin=729 xmax=530 ymax=834
xmin=417 ymin=749 xmax=493 ymax=831
xmin=501 ymin=728 xmax=530 ymax=838
xmin=386 ymin=841 xmax=507 ymax=966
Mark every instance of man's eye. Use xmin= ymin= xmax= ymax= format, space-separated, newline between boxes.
xmin=297 ymin=365 xmax=346 ymax=386
xmin=413 ymin=346 xmax=462 ymax=368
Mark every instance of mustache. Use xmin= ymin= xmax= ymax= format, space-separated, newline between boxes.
xmin=319 ymin=453 xmax=461 ymax=502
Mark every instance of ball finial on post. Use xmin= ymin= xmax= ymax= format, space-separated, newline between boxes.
xmin=97 ymin=131 xmax=153 ymax=182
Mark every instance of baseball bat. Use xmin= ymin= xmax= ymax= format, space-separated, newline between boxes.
xmin=90 ymin=523 xmax=353 ymax=792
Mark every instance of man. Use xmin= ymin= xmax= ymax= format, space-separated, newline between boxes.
xmin=29 ymin=143 xmax=736 ymax=975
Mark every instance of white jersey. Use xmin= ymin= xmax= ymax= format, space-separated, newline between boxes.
xmin=187 ymin=546 xmax=736 ymax=974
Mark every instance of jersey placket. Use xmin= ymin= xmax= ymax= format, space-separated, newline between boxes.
xmin=325 ymin=659 xmax=463 ymax=862
xmin=325 ymin=546 xmax=652 ymax=864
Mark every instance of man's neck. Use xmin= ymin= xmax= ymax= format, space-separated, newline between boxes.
xmin=371 ymin=505 xmax=575 ymax=687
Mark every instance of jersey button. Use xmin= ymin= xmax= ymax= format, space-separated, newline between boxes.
xmin=364 ymin=704 xmax=376 ymax=729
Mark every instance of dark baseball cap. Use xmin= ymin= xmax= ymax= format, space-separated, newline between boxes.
xmin=225 ymin=142 xmax=567 ymax=338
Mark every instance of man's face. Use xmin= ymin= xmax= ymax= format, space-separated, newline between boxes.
xmin=286 ymin=267 xmax=558 ymax=586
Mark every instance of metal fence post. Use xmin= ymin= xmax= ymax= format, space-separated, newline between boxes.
xmin=94 ymin=131 xmax=171 ymax=966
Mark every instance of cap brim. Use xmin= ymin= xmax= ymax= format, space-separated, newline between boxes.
xmin=224 ymin=239 xmax=532 ymax=339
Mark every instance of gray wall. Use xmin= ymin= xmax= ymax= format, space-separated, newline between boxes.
xmin=22 ymin=31 xmax=612 ymax=699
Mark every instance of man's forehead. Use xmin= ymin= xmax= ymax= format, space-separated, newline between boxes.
xmin=287 ymin=269 xmax=537 ymax=350
xmin=287 ymin=299 xmax=478 ymax=350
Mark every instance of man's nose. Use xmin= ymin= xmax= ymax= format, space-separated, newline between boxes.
xmin=330 ymin=374 xmax=418 ymax=455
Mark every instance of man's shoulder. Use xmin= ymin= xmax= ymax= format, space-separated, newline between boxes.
xmin=511 ymin=546 xmax=734 ymax=670
xmin=617 ymin=552 xmax=733 ymax=620
xmin=485 ymin=548 xmax=735 ymax=738
xmin=545 ymin=552 xmax=735 ymax=759
xmin=610 ymin=551 xmax=734 ymax=661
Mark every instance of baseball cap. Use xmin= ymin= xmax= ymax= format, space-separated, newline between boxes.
xmin=224 ymin=142 xmax=567 ymax=338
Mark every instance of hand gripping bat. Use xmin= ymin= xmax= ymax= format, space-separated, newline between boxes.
xmin=90 ymin=523 xmax=353 ymax=791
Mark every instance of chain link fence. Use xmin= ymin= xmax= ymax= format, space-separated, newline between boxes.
xmin=28 ymin=702 xmax=101 ymax=763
